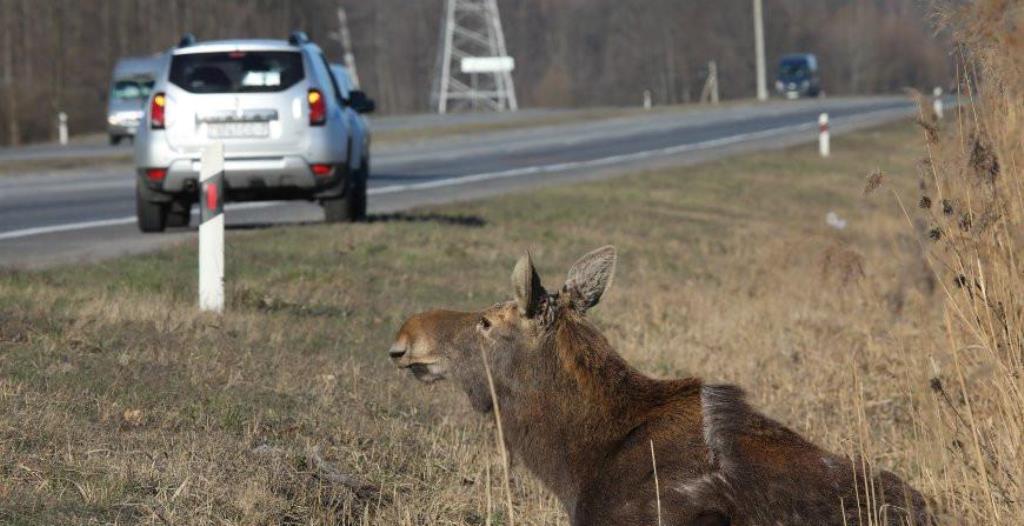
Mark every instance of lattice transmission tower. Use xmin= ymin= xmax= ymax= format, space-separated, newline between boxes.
xmin=432 ymin=0 xmax=518 ymax=114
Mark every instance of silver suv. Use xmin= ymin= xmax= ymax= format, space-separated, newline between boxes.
xmin=133 ymin=32 xmax=375 ymax=232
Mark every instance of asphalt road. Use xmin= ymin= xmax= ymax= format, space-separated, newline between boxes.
xmin=0 ymin=97 xmax=922 ymax=268
xmin=0 ymin=109 xmax=568 ymax=163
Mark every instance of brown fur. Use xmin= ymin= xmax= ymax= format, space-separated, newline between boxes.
xmin=389 ymin=247 xmax=935 ymax=525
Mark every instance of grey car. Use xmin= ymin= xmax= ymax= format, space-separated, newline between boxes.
xmin=133 ymin=32 xmax=375 ymax=232
xmin=107 ymin=56 xmax=163 ymax=145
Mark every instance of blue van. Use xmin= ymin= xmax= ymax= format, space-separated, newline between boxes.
xmin=775 ymin=53 xmax=821 ymax=99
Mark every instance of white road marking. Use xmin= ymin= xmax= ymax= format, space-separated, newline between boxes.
xmin=0 ymin=105 xmax=910 ymax=242
xmin=0 ymin=202 xmax=278 ymax=241
xmin=0 ymin=216 xmax=138 ymax=241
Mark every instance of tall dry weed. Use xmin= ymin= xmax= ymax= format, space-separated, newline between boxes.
xmin=901 ymin=1 xmax=1024 ymax=521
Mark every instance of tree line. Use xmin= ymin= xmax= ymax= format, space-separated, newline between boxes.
xmin=0 ymin=0 xmax=949 ymax=145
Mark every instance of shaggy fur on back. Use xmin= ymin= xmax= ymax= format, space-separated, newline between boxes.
xmin=698 ymin=384 xmax=934 ymax=525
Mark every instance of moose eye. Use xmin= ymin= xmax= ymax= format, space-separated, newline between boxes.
xmin=478 ymin=317 xmax=492 ymax=331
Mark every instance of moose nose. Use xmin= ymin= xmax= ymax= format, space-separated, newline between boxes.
xmin=388 ymin=344 xmax=407 ymax=361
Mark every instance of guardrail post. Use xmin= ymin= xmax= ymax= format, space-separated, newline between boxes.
xmin=58 ymin=112 xmax=68 ymax=146
xmin=932 ymin=87 xmax=944 ymax=120
xmin=199 ymin=143 xmax=225 ymax=313
xmin=818 ymin=113 xmax=830 ymax=158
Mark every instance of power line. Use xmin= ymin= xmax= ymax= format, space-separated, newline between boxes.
xmin=432 ymin=0 xmax=517 ymax=114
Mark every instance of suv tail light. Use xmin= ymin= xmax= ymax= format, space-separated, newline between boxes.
xmin=150 ymin=92 xmax=166 ymax=129
xmin=308 ymin=89 xmax=326 ymax=126
xmin=145 ymin=168 xmax=167 ymax=182
xmin=310 ymin=163 xmax=333 ymax=176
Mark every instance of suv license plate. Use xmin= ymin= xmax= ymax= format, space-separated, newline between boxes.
xmin=208 ymin=122 xmax=269 ymax=139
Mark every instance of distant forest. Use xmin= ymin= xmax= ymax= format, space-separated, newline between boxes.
xmin=0 ymin=0 xmax=950 ymax=145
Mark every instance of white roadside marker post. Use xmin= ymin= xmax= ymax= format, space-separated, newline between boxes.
xmin=818 ymin=112 xmax=830 ymax=158
xmin=642 ymin=89 xmax=652 ymax=110
xmin=933 ymin=87 xmax=944 ymax=120
xmin=58 ymin=112 xmax=68 ymax=146
xmin=199 ymin=143 xmax=225 ymax=313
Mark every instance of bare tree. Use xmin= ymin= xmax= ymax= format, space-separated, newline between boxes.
xmin=2 ymin=0 xmax=20 ymax=145
xmin=0 ymin=0 xmax=950 ymax=145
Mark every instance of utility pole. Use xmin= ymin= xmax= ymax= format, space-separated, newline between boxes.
xmin=432 ymin=0 xmax=518 ymax=114
xmin=329 ymin=6 xmax=360 ymax=87
xmin=753 ymin=0 xmax=768 ymax=102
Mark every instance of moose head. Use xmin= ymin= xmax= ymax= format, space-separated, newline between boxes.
xmin=388 ymin=246 xmax=617 ymax=414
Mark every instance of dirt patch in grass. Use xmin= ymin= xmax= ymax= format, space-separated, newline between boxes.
xmin=1 ymin=121 xmax=971 ymax=523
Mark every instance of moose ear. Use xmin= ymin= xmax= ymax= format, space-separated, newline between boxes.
xmin=511 ymin=252 xmax=546 ymax=317
xmin=564 ymin=246 xmax=617 ymax=312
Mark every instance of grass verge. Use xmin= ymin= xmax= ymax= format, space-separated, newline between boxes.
xmin=369 ymin=103 xmax=738 ymax=146
xmin=0 ymin=120 xmax=983 ymax=524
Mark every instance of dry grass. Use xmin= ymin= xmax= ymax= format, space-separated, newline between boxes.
xmin=370 ymin=101 xmax=752 ymax=146
xmin=0 ymin=117 xmax=950 ymax=524
xmin=891 ymin=1 xmax=1024 ymax=522
xmin=370 ymin=108 xmax=648 ymax=146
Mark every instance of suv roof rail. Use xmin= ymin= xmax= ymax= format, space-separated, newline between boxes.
xmin=288 ymin=31 xmax=310 ymax=46
xmin=177 ymin=33 xmax=197 ymax=48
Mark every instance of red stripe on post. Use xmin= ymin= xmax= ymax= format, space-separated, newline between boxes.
xmin=205 ymin=183 xmax=219 ymax=212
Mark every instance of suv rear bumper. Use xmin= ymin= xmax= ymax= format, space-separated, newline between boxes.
xmin=138 ymin=155 xmax=349 ymax=202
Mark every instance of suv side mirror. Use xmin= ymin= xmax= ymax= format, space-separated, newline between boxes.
xmin=349 ymin=90 xmax=376 ymax=114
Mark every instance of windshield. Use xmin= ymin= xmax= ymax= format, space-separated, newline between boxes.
xmin=111 ymin=80 xmax=153 ymax=100
xmin=778 ymin=58 xmax=810 ymax=80
xmin=169 ymin=51 xmax=304 ymax=94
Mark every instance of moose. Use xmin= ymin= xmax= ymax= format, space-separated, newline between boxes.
xmin=389 ymin=246 xmax=934 ymax=525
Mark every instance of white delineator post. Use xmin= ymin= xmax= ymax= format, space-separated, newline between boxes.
xmin=58 ymin=112 xmax=68 ymax=146
xmin=818 ymin=113 xmax=830 ymax=158
xmin=642 ymin=89 xmax=652 ymax=110
xmin=933 ymin=87 xmax=944 ymax=120
xmin=199 ymin=143 xmax=225 ymax=313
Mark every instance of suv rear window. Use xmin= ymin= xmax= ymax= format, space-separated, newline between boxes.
xmin=169 ymin=51 xmax=304 ymax=94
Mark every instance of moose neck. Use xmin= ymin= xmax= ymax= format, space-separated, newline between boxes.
xmin=492 ymin=313 xmax=698 ymax=510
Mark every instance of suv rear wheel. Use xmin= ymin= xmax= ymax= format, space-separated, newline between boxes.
xmin=323 ymin=171 xmax=367 ymax=223
xmin=165 ymin=200 xmax=192 ymax=228
xmin=136 ymin=184 xmax=167 ymax=233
